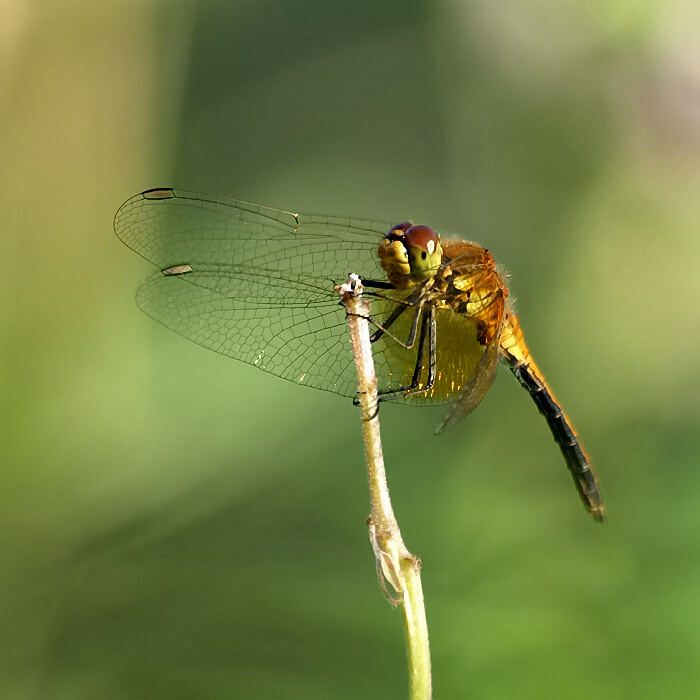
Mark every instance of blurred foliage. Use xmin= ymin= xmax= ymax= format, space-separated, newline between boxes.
xmin=1 ymin=1 xmax=699 ymax=698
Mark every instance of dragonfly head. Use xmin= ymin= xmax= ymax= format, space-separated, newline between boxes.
xmin=404 ymin=225 xmax=443 ymax=279
xmin=379 ymin=223 xmax=443 ymax=287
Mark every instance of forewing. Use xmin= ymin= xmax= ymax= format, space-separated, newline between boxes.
xmin=114 ymin=188 xmax=391 ymax=281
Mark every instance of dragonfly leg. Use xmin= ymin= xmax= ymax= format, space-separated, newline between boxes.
xmin=368 ymin=288 xmax=423 ymax=347
xmin=408 ymin=308 xmax=428 ymax=387
xmin=402 ymin=306 xmax=436 ymax=398
xmin=361 ymin=278 xmax=395 ymax=290
xmin=428 ymin=306 xmax=436 ymax=386
xmin=346 ymin=301 xmax=419 ymax=349
xmin=401 ymin=303 xmax=422 ymax=350
xmin=369 ymin=303 xmax=406 ymax=343
xmin=426 ymin=306 xmax=437 ymax=388
xmin=344 ymin=282 xmax=421 ymax=347
xmin=375 ymin=306 xmax=435 ymax=402
xmin=353 ymin=308 xmax=431 ymax=406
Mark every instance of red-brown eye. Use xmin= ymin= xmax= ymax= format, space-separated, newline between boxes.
xmin=404 ymin=225 xmax=439 ymax=253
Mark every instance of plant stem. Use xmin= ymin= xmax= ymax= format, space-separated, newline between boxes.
xmin=336 ymin=275 xmax=432 ymax=700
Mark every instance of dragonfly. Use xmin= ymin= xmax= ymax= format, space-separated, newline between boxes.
xmin=115 ymin=188 xmax=605 ymax=522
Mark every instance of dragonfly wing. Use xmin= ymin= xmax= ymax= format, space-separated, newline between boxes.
xmin=114 ymin=188 xmax=391 ymax=281
xmin=433 ymin=312 xmax=504 ymax=434
xmin=116 ymin=188 xmax=411 ymax=399
xmin=137 ymin=267 xmax=438 ymax=401
xmin=135 ymin=267 xmax=363 ymax=398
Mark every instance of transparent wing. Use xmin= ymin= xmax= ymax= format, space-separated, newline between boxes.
xmin=114 ymin=188 xmax=392 ymax=280
xmin=136 ymin=267 xmax=461 ymax=401
xmin=116 ymin=188 xmax=428 ymax=400
xmin=135 ymin=267 xmax=365 ymax=397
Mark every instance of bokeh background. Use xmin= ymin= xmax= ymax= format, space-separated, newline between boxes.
xmin=2 ymin=1 xmax=699 ymax=698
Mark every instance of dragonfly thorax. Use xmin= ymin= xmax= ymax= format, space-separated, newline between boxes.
xmin=378 ymin=223 xmax=443 ymax=289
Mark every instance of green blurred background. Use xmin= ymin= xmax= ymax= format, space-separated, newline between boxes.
xmin=2 ymin=1 xmax=699 ymax=698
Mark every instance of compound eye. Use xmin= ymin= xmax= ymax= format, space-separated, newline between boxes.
xmin=404 ymin=225 xmax=439 ymax=255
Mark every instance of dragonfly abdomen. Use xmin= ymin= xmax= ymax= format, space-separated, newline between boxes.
xmin=500 ymin=313 xmax=606 ymax=522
